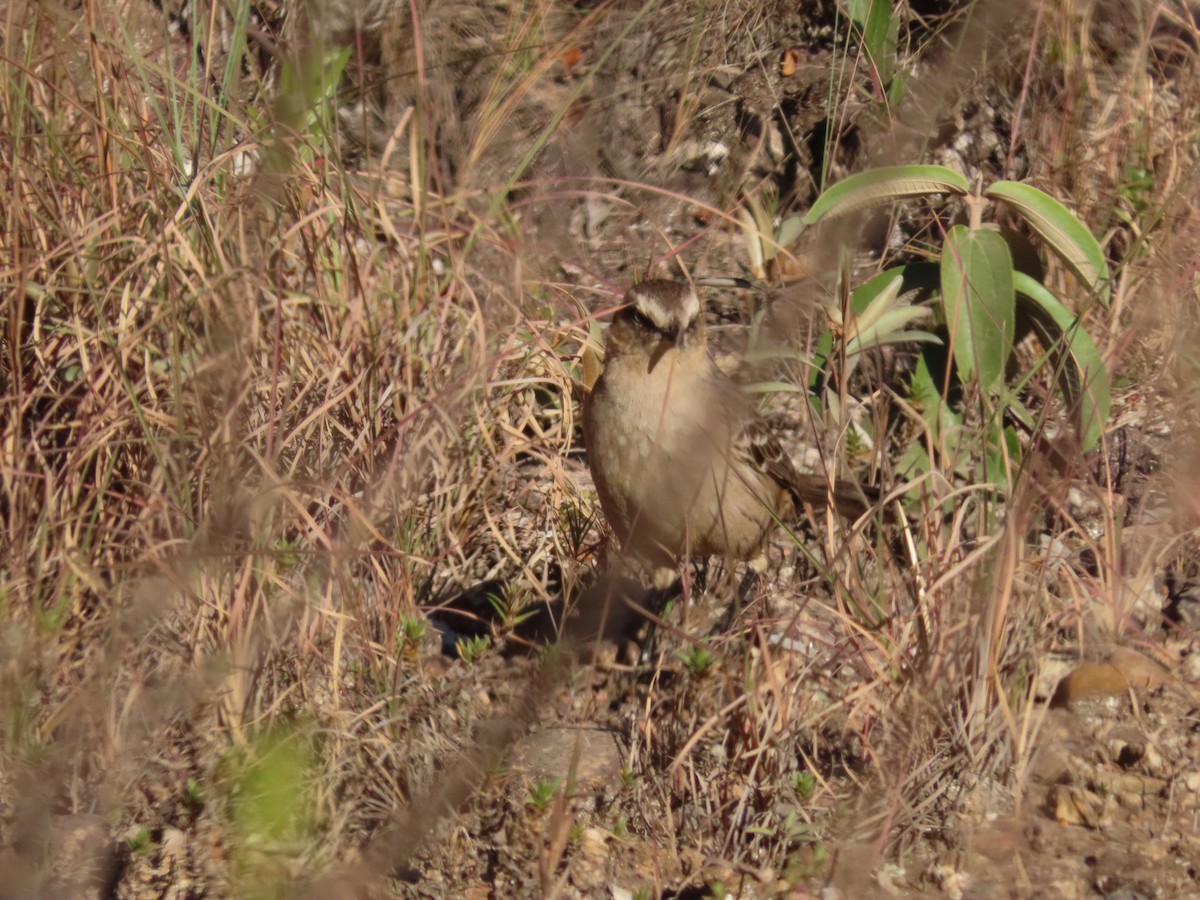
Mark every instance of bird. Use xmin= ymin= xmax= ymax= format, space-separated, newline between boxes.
xmin=582 ymin=279 xmax=877 ymax=588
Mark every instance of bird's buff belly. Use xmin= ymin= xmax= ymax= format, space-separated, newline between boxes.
xmin=588 ymin=391 xmax=773 ymax=561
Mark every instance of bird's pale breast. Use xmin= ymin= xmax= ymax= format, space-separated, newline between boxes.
xmin=584 ymin=350 xmax=780 ymax=562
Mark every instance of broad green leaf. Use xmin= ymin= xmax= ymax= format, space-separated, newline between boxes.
xmin=986 ymin=181 xmax=1111 ymax=306
xmin=803 ymin=166 xmax=971 ymax=225
xmin=896 ymin=441 xmax=933 ymax=480
xmin=277 ymin=45 xmax=353 ymax=139
xmin=941 ymin=225 xmax=1015 ymax=392
xmin=1014 ymin=271 xmax=1111 ymax=450
xmin=877 ymin=7 xmax=900 ymax=87
xmin=846 ymin=0 xmax=871 ymax=23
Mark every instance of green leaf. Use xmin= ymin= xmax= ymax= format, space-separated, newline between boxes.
xmin=908 ymin=352 xmax=955 ymax=434
xmin=804 ymin=166 xmax=971 ymax=224
xmin=986 ymin=181 xmax=1111 ymax=306
xmin=844 ymin=283 xmax=939 ymax=356
xmin=896 ymin=440 xmax=933 ymax=480
xmin=745 ymin=380 xmax=805 ymax=394
xmin=1014 ymin=271 xmax=1111 ymax=450
xmin=846 ymin=328 xmax=941 ymax=357
xmin=850 ymin=273 xmax=905 ymax=334
xmin=852 ymin=263 xmax=941 ymax=309
xmin=941 ymin=225 xmax=1015 ymax=392
xmin=984 ymin=422 xmax=1021 ymax=488
xmin=871 ymin=2 xmax=900 ymax=87
xmin=1001 ymin=387 xmax=1037 ymax=433
xmin=846 ymin=0 xmax=871 ymax=23
xmin=277 ymin=45 xmax=353 ymax=139
xmin=849 ymin=0 xmax=899 ymax=87
xmin=809 ymin=263 xmax=940 ymax=389
xmin=777 ymin=215 xmax=805 ymax=248
xmin=744 ymin=346 xmax=813 ymax=364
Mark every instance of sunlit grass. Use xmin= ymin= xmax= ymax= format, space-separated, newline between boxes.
xmin=1 ymin=0 xmax=1197 ymax=894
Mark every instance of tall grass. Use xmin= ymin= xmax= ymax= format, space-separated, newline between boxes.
xmin=1 ymin=0 xmax=1197 ymax=895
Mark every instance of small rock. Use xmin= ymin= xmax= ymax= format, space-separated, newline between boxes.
xmin=1051 ymin=783 xmax=1111 ymax=828
xmin=1052 ymin=649 xmax=1169 ymax=710
xmin=1143 ymin=742 xmax=1165 ymax=773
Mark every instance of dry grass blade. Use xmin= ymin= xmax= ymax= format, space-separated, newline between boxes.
xmin=2 ymin=0 xmax=1199 ymax=896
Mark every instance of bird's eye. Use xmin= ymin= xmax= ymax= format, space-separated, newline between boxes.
xmin=630 ymin=309 xmax=655 ymax=331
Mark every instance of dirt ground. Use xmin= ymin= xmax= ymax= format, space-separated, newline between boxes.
xmin=4 ymin=0 xmax=1200 ymax=898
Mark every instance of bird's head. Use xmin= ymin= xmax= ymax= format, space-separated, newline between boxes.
xmin=607 ymin=280 xmax=704 ymax=372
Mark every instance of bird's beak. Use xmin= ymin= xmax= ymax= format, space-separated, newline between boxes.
xmin=647 ymin=327 xmax=685 ymax=374
xmin=643 ymin=331 xmax=681 ymax=374
xmin=647 ymin=339 xmax=671 ymax=373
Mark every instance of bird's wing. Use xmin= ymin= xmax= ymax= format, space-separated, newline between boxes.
xmin=713 ymin=364 xmax=880 ymax=519
xmin=740 ymin=415 xmax=806 ymax=498
xmin=738 ymin=411 xmax=880 ymax=518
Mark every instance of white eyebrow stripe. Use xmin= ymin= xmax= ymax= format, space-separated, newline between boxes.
xmin=632 ymin=290 xmax=672 ymax=329
xmin=680 ymin=289 xmax=700 ymax=323
xmin=627 ymin=282 xmax=702 ymax=334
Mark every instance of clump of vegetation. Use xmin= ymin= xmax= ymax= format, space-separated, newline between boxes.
xmin=2 ymin=0 xmax=1198 ymax=897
